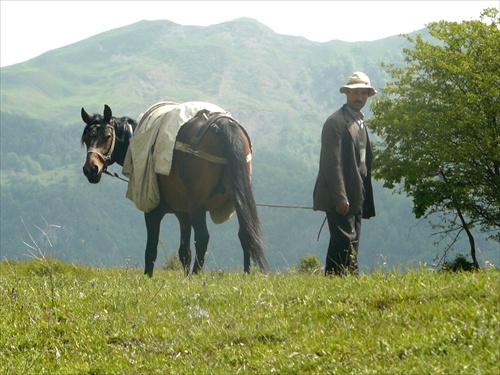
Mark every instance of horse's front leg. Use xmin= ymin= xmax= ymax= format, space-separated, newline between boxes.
xmin=175 ymin=212 xmax=192 ymax=276
xmin=190 ymin=208 xmax=210 ymax=274
xmin=144 ymin=207 xmax=165 ymax=277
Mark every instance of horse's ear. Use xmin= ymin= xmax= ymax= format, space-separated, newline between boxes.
xmin=104 ymin=104 xmax=112 ymax=124
xmin=81 ymin=108 xmax=91 ymax=124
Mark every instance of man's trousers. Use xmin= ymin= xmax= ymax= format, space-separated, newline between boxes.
xmin=325 ymin=211 xmax=362 ymax=276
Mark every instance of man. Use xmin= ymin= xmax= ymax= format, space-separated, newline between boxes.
xmin=313 ymin=72 xmax=376 ymax=276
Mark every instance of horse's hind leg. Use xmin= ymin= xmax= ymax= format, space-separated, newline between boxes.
xmin=190 ymin=209 xmax=210 ymax=274
xmin=175 ymin=212 xmax=192 ymax=276
xmin=144 ymin=207 xmax=165 ymax=277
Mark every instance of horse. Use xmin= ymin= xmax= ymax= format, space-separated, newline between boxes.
xmin=80 ymin=103 xmax=267 ymax=277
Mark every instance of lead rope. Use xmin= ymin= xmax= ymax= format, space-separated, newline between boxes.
xmin=103 ymin=168 xmax=327 ymax=241
xmin=103 ymin=170 xmax=129 ymax=182
xmin=255 ymin=203 xmax=326 ymax=241
xmin=317 ymin=215 xmax=327 ymax=241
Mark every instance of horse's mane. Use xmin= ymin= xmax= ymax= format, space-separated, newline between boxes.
xmin=116 ymin=116 xmax=138 ymax=130
xmin=81 ymin=114 xmax=137 ymax=146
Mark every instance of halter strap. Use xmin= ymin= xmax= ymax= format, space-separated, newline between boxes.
xmin=87 ymin=124 xmax=116 ymax=163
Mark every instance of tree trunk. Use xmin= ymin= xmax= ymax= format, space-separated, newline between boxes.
xmin=456 ymin=206 xmax=480 ymax=269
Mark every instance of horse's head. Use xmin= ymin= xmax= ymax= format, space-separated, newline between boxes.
xmin=80 ymin=104 xmax=136 ymax=183
xmin=80 ymin=105 xmax=116 ymax=183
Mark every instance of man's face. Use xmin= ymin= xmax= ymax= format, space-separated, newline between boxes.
xmin=346 ymin=88 xmax=370 ymax=112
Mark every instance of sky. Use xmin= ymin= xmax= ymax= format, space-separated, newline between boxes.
xmin=0 ymin=0 xmax=497 ymax=67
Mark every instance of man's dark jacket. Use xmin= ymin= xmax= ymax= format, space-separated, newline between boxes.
xmin=313 ymin=104 xmax=375 ymax=219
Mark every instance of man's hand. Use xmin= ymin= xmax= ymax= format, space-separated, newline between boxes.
xmin=335 ymin=201 xmax=350 ymax=216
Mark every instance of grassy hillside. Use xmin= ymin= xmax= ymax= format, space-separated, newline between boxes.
xmin=1 ymin=259 xmax=498 ymax=374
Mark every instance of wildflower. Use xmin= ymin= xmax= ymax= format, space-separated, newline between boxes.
xmin=188 ymin=305 xmax=209 ymax=319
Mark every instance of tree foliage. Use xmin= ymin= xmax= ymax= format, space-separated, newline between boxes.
xmin=370 ymin=8 xmax=500 ymax=266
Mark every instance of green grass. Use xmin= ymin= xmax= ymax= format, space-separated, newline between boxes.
xmin=1 ymin=258 xmax=498 ymax=374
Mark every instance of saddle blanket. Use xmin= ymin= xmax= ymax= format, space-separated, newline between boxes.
xmin=122 ymin=101 xmax=228 ymax=212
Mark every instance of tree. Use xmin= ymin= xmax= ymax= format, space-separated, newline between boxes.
xmin=369 ymin=8 xmax=500 ymax=268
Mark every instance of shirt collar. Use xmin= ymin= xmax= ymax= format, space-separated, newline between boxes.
xmin=345 ymin=105 xmax=364 ymax=121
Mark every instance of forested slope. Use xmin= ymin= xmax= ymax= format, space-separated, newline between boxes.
xmin=1 ymin=19 xmax=496 ymax=271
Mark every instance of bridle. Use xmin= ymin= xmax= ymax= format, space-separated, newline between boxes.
xmin=86 ymin=122 xmax=116 ymax=165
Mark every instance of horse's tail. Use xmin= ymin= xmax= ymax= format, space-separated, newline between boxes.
xmin=217 ymin=118 xmax=268 ymax=272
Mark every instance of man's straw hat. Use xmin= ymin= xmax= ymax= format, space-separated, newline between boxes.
xmin=340 ymin=71 xmax=377 ymax=97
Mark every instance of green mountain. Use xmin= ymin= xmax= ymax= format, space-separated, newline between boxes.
xmin=1 ymin=18 xmax=496 ymax=271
